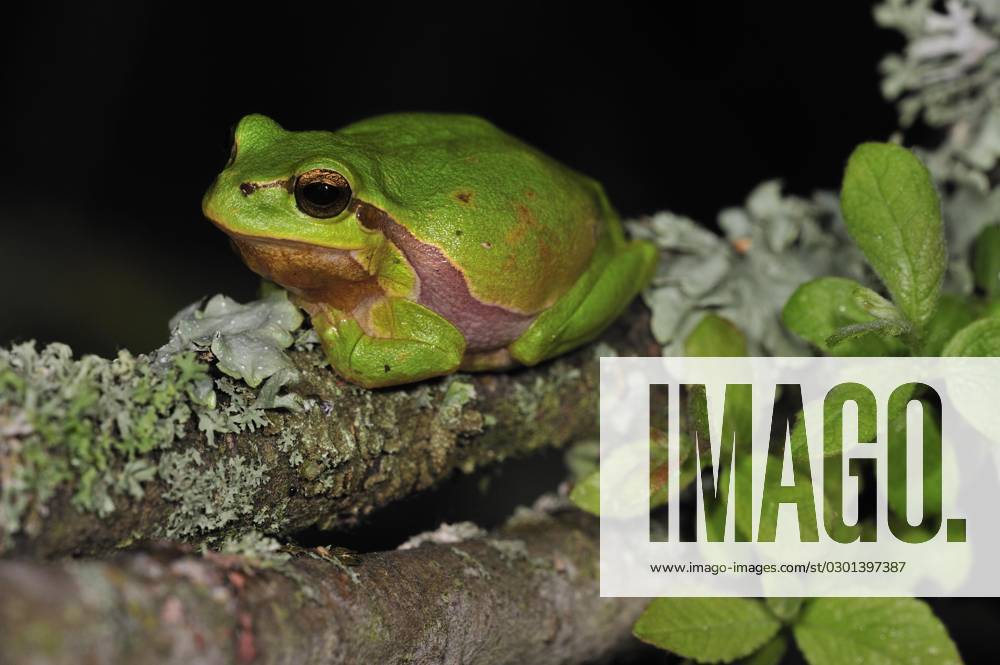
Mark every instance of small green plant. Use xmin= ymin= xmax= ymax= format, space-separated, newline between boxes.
xmin=634 ymin=596 xmax=959 ymax=665
xmin=621 ymin=142 xmax=986 ymax=664
xmin=783 ymin=142 xmax=1000 ymax=359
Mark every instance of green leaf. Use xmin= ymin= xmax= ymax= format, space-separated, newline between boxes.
xmin=634 ymin=597 xmax=781 ymax=663
xmin=840 ymin=142 xmax=946 ymax=332
xmin=568 ymin=469 xmax=600 ymax=516
xmin=826 ymin=319 xmax=909 ymax=349
xmin=739 ymin=635 xmax=787 ymax=665
xmin=852 ymin=285 xmax=904 ymax=321
xmin=564 ymin=440 xmax=599 ymax=482
xmin=685 ymin=314 xmax=749 ymax=357
xmin=710 ymin=455 xmax=837 ymax=542
xmin=765 ymin=597 xmax=803 ymax=623
xmin=942 ymin=316 xmax=1000 ymax=356
xmin=919 ymin=295 xmax=977 ymax=356
xmin=793 ymin=598 xmax=962 ymax=665
xmin=572 ymin=431 xmax=701 ymax=517
xmin=650 ymin=431 xmax=701 ymax=508
xmin=783 ymin=277 xmax=907 ymax=356
xmin=791 ymin=382 xmax=877 ymax=460
xmin=973 ymin=224 xmax=1000 ymax=298
xmin=886 ymin=403 xmax=942 ymax=521
xmin=983 ymin=299 xmax=1000 ymax=319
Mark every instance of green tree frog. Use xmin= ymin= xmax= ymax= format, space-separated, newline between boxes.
xmin=203 ymin=114 xmax=657 ymax=388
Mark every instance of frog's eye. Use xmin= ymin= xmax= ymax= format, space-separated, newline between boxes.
xmin=295 ymin=169 xmax=352 ymax=219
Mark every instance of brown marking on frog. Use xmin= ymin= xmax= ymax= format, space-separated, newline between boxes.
xmin=504 ymin=203 xmax=541 ymax=246
xmin=454 ymin=191 xmax=474 ymax=205
xmin=239 ymin=178 xmax=295 ymax=197
xmin=227 ymin=234 xmax=383 ymax=314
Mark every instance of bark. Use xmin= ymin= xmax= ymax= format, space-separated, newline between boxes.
xmin=0 ymin=507 xmax=646 ymax=665
xmin=2 ymin=303 xmax=659 ymax=558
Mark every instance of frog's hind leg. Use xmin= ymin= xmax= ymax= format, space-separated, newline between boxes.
xmin=312 ymin=297 xmax=466 ymax=388
xmin=509 ymin=239 xmax=657 ymax=365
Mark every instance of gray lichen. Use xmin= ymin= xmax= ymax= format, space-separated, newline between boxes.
xmin=217 ymin=528 xmax=291 ymax=568
xmin=628 ymin=182 xmax=870 ymax=356
xmin=0 ymin=343 xmax=210 ymax=546
xmin=398 ymin=521 xmax=488 ymax=550
xmin=877 ymin=0 xmax=1000 ymax=293
xmin=158 ymin=291 xmax=303 ymax=389
xmin=876 ymin=0 xmax=1000 ymax=189
xmin=0 ymin=292 xmax=306 ymax=550
xmin=158 ymin=450 xmax=274 ymax=540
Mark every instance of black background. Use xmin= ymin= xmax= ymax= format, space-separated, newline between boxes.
xmin=2 ymin=3 xmax=995 ymax=663
xmin=1 ymin=2 xmax=902 ymax=356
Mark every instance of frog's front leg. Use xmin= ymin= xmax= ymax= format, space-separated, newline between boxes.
xmin=509 ymin=239 xmax=657 ymax=364
xmin=312 ymin=297 xmax=466 ymax=389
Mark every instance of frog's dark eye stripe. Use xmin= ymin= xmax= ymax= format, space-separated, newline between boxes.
xmin=295 ymin=169 xmax=352 ymax=219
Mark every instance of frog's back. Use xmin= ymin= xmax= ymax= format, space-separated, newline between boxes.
xmin=332 ymin=113 xmax=612 ymax=314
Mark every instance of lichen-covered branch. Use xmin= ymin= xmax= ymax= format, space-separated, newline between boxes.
xmin=0 ymin=295 xmax=657 ymax=558
xmin=0 ymin=506 xmax=645 ymax=665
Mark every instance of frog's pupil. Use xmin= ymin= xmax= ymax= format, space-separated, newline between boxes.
xmin=305 ymin=182 xmax=340 ymax=207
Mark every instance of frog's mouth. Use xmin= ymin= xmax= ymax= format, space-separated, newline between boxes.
xmin=225 ymin=232 xmax=384 ymax=313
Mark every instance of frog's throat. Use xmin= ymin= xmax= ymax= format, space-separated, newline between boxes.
xmin=350 ymin=201 xmax=536 ymax=352
xmin=228 ymin=234 xmax=384 ymax=314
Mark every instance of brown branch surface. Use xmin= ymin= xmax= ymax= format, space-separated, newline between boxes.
xmin=3 ymin=304 xmax=657 ymax=558
xmin=0 ymin=508 xmax=646 ymax=665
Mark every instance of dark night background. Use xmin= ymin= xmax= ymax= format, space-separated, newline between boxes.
xmin=1 ymin=2 xmax=995 ymax=663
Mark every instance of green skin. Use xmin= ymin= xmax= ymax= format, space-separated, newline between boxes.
xmin=203 ymin=113 xmax=657 ymax=388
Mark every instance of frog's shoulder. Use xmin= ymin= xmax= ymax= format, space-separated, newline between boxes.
xmin=333 ymin=113 xmax=609 ymax=314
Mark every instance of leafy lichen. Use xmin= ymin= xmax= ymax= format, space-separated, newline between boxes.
xmin=877 ymin=0 xmax=1000 ymax=292
xmin=876 ymin=0 xmax=1000 ymax=189
xmin=159 ymin=291 xmax=303 ymax=389
xmin=0 ymin=343 xmax=210 ymax=546
xmin=0 ymin=292 xmax=305 ymax=550
xmin=628 ymin=182 xmax=870 ymax=356
xmin=158 ymin=449 xmax=274 ymax=540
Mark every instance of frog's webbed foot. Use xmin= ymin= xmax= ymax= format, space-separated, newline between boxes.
xmin=312 ymin=297 xmax=466 ymax=388
xmin=509 ymin=240 xmax=657 ymax=365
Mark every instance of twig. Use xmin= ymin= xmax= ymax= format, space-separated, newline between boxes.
xmin=1 ymin=302 xmax=657 ymax=557
xmin=0 ymin=507 xmax=645 ymax=665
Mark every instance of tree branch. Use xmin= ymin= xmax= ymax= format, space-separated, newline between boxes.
xmin=0 ymin=506 xmax=645 ymax=665
xmin=1 ymin=302 xmax=657 ymax=557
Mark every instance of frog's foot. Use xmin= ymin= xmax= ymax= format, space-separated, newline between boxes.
xmin=509 ymin=240 xmax=657 ymax=365
xmin=312 ymin=297 xmax=466 ymax=389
